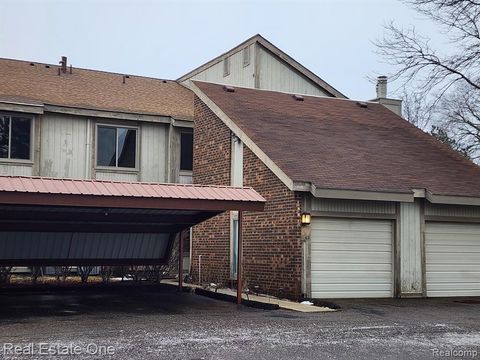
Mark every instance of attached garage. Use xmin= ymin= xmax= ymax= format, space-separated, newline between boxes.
xmin=426 ymin=222 xmax=480 ymax=297
xmin=310 ymin=218 xmax=394 ymax=299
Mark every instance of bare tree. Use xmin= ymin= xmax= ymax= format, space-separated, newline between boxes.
xmin=375 ymin=0 xmax=480 ymax=162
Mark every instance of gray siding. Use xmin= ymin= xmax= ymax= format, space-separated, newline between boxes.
xmin=398 ymin=201 xmax=423 ymax=296
xmin=95 ymin=171 xmax=138 ymax=182
xmin=257 ymin=45 xmax=329 ymax=96
xmin=311 ymin=198 xmax=396 ymax=215
xmin=425 ymin=203 xmax=480 ymax=218
xmin=190 ymin=43 xmax=255 ymax=88
xmin=0 ymin=163 xmax=33 ymax=176
xmin=40 ymin=113 xmax=90 ymax=179
xmin=140 ymin=122 xmax=168 ymax=182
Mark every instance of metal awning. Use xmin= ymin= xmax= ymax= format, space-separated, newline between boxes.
xmin=0 ymin=176 xmax=265 ymax=303
xmin=0 ymin=176 xmax=265 ymax=212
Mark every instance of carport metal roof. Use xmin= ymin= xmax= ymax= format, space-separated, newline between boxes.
xmin=0 ymin=176 xmax=265 ymax=304
xmin=0 ymin=176 xmax=265 ymax=212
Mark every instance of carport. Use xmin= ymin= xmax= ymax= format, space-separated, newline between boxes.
xmin=0 ymin=176 xmax=265 ymax=303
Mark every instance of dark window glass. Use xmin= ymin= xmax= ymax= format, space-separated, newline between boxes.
xmin=97 ymin=126 xmax=116 ymax=166
xmin=0 ymin=117 xmax=9 ymax=159
xmin=10 ymin=117 xmax=31 ymax=159
xmin=180 ymin=132 xmax=193 ymax=171
xmin=117 ymin=128 xmax=136 ymax=168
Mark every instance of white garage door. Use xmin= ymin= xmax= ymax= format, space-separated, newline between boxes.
xmin=311 ymin=218 xmax=393 ymax=299
xmin=426 ymin=222 xmax=480 ymax=297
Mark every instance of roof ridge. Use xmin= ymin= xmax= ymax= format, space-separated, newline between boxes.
xmin=191 ymin=80 xmax=374 ymax=104
xmin=0 ymin=57 xmax=176 ymax=83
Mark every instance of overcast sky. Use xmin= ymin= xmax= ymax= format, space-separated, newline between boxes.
xmin=1 ymin=0 xmax=442 ymax=100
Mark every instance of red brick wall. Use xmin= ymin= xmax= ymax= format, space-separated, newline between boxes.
xmin=191 ymin=96 xmax=231 ymax=285
xmin=192 ymin=95 xmax=303 ymax=299
xmin=242 ymin=146 xmax=303 ymax=299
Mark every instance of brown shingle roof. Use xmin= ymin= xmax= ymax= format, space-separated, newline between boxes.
xmin=0 ymin=58 xmax=193 ymax=120
xmin=194 ymin=81 xmax=480 ymax=198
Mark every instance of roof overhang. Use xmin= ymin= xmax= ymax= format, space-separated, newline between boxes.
xmin=0 ymin=100 xmax=194 ymax=124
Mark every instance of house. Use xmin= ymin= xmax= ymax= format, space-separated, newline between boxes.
xmin=1 ymin=34 xmax=478 ymax=300
xmin=188 ymin=80 xmax=480 ymax=300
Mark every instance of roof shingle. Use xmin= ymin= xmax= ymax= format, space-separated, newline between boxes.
xmin=0 ymin=58 xmax=193 ymax=120
xmin=194 ymin=81 xmax=480 ymax=199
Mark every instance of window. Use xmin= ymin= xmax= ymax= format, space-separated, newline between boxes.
xmin=180 ymin=131 xmax=193 ymax=171
xmin=223 ymin=56 xmax=230 ymax=77
xmin=97 ymin=125 xmax=137 ymax=168
xmin=242 ymin=47 xmax=250 ymax=67
xmin=0 ymin=115 xmax=32 ymax=160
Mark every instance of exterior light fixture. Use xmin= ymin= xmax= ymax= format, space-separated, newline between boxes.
xmin=300 ymin=212 xmax=311 ymax=225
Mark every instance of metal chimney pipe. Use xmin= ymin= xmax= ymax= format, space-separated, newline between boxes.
xmin=376 ymin=76 xmax=388 ymax=99
xmin=60 ymin=56 xmax=67 ymax=74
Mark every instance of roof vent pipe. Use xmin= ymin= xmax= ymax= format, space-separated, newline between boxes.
xmin=59 ymin=56 xmax=67 ymax=74
xmin=376 ymin=76 xmax=387 ymax=99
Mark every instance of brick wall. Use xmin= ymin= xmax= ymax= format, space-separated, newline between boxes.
xmin=242 ymin=146 xmax=302 ymax=299
xmin=192 ymin=95 xmax=303 ymax=299
xmin=191 ymin=96 xmax=231 ymax=285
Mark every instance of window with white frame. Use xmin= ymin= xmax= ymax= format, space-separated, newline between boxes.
xmin=0 ymin=115 xmax=32 ymax=160
xmin=97 ymin=125 xmax=137 ymax=168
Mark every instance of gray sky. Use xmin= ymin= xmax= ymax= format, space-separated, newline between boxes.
xmin=1 ymin=0 xmax=442 ymax=100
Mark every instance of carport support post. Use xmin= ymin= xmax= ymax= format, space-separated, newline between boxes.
xmin=237 ymin=211 xmax=243 ymax=305
xmin=178 ymin=231 xmax=183 ymax=292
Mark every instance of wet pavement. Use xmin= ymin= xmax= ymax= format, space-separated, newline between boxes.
xmin=0 ymin=285 xmax=479 ymax=359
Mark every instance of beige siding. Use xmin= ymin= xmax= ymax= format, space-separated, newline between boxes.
xmin=398 ymin=201 xmax=423 ymax=296
xmin=95 ymin=171 xmax=138 ymax=182
xmin=257 ymin=45 xmax=329 ymax=96
xmin=190 ymin=44 xmax=255 ymax=88
xmin=311 ymin=198 xmax=396 ymax=215
xmin=140 ymin=122 xmax=167 ymax=182
xmin=0 ymin=163 xmax=33 ymax=176
xmin=40 ymin=113 xmax=90 ymax=179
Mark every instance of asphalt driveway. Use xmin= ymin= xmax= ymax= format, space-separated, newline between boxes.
xmin=0 ymin=285 xmax=479 ymax=359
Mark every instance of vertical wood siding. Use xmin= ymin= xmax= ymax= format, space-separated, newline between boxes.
xmin=398 ymin=201 xmax=423 ymax=295
xmin=0 ymin=164 xmax=33 ymax=176
xmin=257 ymin=46 xmax=328 ymax=96
xmin=425 ymin=203 xmax=480 ymax=218
xmin=95 ymin=171 xmax=138 ymax=182
xmin=140 ymin=122 xmax=167 ymax=182
xmin=311 ymin=198 xmax=396 ymax=215
xmin=191 ymin=44 xmax=255 ymax=88
xmin=40 ymin=113 xmax=89 ymax=179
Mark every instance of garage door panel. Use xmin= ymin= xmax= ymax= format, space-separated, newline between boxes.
xmin=311 ymin=242 xmax=391 ymax=252
xmin=311 ymin=263 xmax=392 ymax=272
xmin=426 ymin=222 xmax=480 ymax=297
xmin=428 ymin=264 xmax=480 ymax=272
xmin=313 ymin=271 xmax=392 ymax=283
xmin=427 ymin=253 xmax=480 ymax=263
xmin=427 ymin=271 xmax=480 ymax=282
xmin=312 ymin=250 xmax=391 ymax=263
xmin=309 ymin=231 xmax=392 ymax=242
xmin=311 ymin=218 xmax=393 ymax=299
